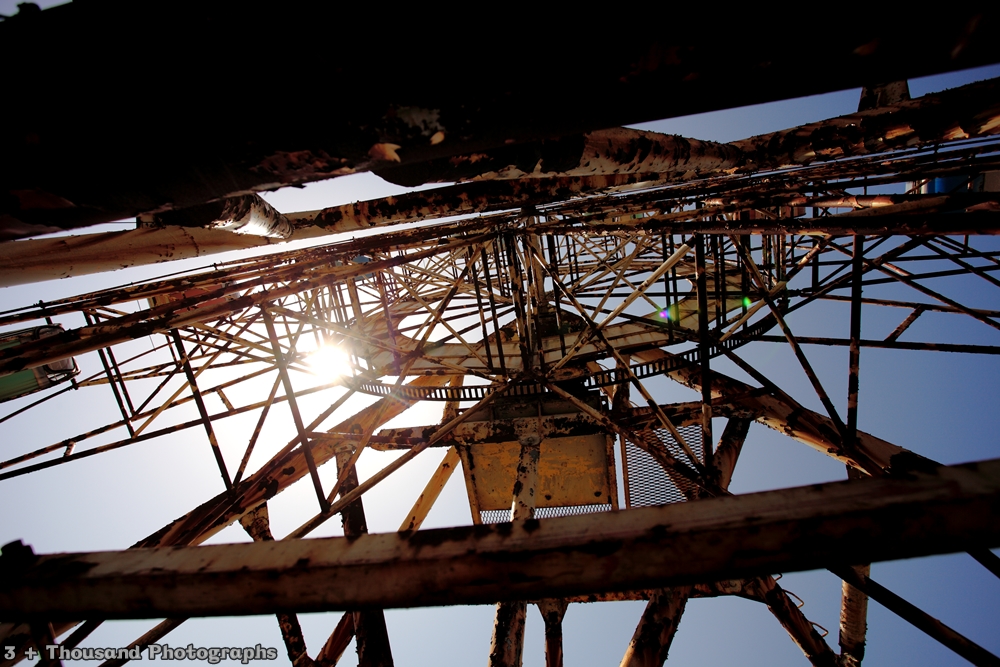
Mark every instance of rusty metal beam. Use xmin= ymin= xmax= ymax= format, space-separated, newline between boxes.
xmin=488 ymin=436 xmax=539 ymax=667
xmin=2 ymin=458 xmax=998 ymax=620
xmin=261 ymin=307 xmax=328 ymax=512
xmin=398 ymin=447 xmax=460 ymax=531
xmin=536 ymin=599 xmax=567 ymax=667
xmin=134 ymin=375 xmax=450 ymax=549
xmin=838 ymin=564 xmax=870 ymax=667
xmin=695 ymin=234 xmax=713 ymax=473
xmin=5 ymin=5 xmax=997 ymax=238
xmin=744 ymin=577 xmax=837 ymax=667
xmin=488 ymin=600 xmax=526 ymax=667
xmin=619 ymin=586 xmax=691 ymax=667
xmin=756 ymin=336 xmax=1000 ymax=355
xmin=96 ymin=620 xmax=184 ymax=667
xmin=829 ymin=566 xmax=1000 ymax=667
xmin=847 ymin=236 xmax=864 ymax=451
xmin=629 ymin=209 xmax=1000 ymax=237
xmin=316 ymin=614 xmax=354 ymax=667
xmin=633 ymin=349 xmax=904 ymax=474
xmin=715 ymin=418 xmax=752 ymax=492
xmin=375 ymin=129 xmax=741 ymax=185
xmin=239 ymin=507 xmax=315 ymax=667
xmin=147 ymin=194 xmax=293 ymax=239
xmin=732 ymin=78 xmax=1000 ymax=171
xmin=383 ymin=78 xmax=1000 ymax=188
xmin=0 ymin=226 xmax=326 ymax=288
xmin=170 ymin=330 xmax=231 ymax=492
xmin=293 ymin=175 xmax=655 ymax=235
xmin=333 ymin=451 xmax=394 ymax=667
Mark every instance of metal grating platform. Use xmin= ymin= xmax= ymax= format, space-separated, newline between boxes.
xmin=479 ymin=503 xmax=613 ymax=524
xmin=624 ymin=424 xmax=703 ymax=507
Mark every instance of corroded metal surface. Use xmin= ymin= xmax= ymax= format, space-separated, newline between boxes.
xmin=376 ymin=129 xmax=742 ymax=185
xmin=2 ymin=458 xmax=999 ymax=620
xmin=5 ymin=6 xmax=999 ymax=239
xmin=619 ymin=587 xmax=691 ymax=667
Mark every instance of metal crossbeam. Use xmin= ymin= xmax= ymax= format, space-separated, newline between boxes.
xmin=3 ymin=458 xmax=998 ymax=620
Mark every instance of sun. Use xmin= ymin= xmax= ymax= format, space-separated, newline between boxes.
xmin=307 ymin=343 xmax=351 ymax=379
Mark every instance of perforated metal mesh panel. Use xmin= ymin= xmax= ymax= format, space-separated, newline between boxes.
xmin=479 ymin=503 xmax=612 ymax=524
xmin=624 ymin=425 xmax=703 ymax=507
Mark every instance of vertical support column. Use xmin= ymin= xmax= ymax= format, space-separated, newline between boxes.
xmin=506 ymin=233 xmax=533 ymax=372
xmin=335 ymin=450 xmax=395 ymax=667
xmin=846 ymin=235 xmax=864 ymax=448
xmin=345 ymin=278 xmax=365 ymax=324
xmin=546 ymin=234 xmax=568 ymax=357
xmin=481 ymin=245 xmax=507 ymax=377
xmin=839 ymin=564 xmax=871 ymax=667
xmin=527 ymin=227 xmax=550 ymax=372
xmin=470 ymin=250 xmax=496 ymax=373
xmin=694 ymin=234 xmax=713 ymax=472
xmin=840 ymin=235 xmax=870 ymax=667
xmin=489 ymin=601 xmax=528 ymax=667
xmin=509 ymin=434 xmax=540 ymax=521
xmin=488 ymin=434 xmax=540 ymax=667
xmin=537 ymin=599 xmax=568 ymax=667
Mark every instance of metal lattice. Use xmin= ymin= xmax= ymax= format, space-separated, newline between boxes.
xmin=480 ymin=503 xmax=613 ymax=524
xmin=625 ymin=425 xmax=703 ymax=507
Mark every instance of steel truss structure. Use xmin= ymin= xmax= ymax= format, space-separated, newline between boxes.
xmin=2 ymin=7 xmax=1000 ymax=666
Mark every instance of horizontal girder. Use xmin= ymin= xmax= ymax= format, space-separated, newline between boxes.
xmin=1 ymin=457 xmax=998 ymax=621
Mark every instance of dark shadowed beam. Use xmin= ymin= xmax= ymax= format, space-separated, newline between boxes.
xmin=239 ymin=507 xmax=316 ymax=667
xmin=375 ymin=130 xmax=741 ymax=186
xmin=2 ymin=4 xmax=999 ymax=237
xmin=843 ymin=236 xmax=868 ymax=667
xmin=377 ymin=76 xmax=1000 ymax=187
xmin=536 ymin=599 xmax=568 ymax=667
xmin=3 ymin=458 xmax=997 ymax=620
xmin=332 ymin=451 xmax=394 ymax=667
xmin=618 ymin=587 xmax=692 ymax=667
xmin=489 ymin=437 xmax=540 ymax=667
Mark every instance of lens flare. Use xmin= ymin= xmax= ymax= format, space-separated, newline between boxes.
xmin=743 ymin=296 xmax=753 ymax=308
xmin=308 ymin=344 xmax=350 ymax=379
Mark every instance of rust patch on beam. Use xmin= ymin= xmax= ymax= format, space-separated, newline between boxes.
xmin=375 ymin=128 xmax=742 ymax=186
xmin=732 ymin=78 xmax=1000 ymax=170
xmin=150 ymin=195 xmax=293 ymax=239
xmin=2 ymin=458 xmax=999 ymax=620
xmin=288 ymin=174 xmax=663 ymax=234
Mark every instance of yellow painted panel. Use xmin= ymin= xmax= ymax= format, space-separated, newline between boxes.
xmin=467 ymin=434 xmax=612 ymax=510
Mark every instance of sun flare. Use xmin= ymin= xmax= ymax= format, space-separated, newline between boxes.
xmin=307 ymin=344 xmax=350 ymax=379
